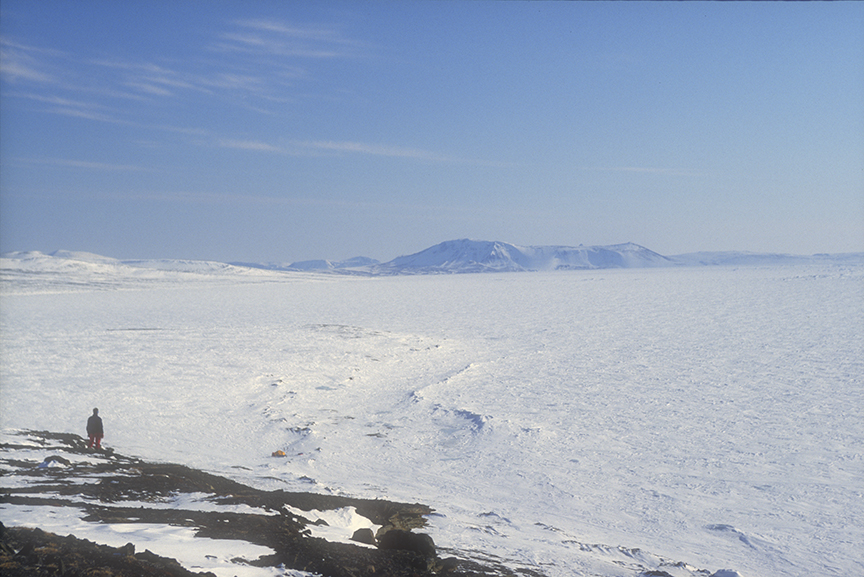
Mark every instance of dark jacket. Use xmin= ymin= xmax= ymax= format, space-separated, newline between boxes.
xmin=87 ymin=415 xmax=103 ymax=437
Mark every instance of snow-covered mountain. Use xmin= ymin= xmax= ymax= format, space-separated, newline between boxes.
xmin=3 ymin=243 xmax=862 ymax=287
xmin=232 ymin=256 xmax=380 ymax=272
xmin=288 ymin=256 xmax=380 ymax=271
xmin=373 ymin=239 xmax=675 ymax=274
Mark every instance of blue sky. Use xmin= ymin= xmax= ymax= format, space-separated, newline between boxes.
xmin=2 ymin=1 xmax=862 ymax=262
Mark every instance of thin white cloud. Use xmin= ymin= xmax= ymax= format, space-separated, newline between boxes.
xmin=0 ymin=57 xmax=53 ymax=83
xmin=65 ymin=188 xmax=344 ymax=207
xmin=92 ymin=58 xmax=215 ymax=97
xmin=202 ymin=73 xmax=263 ymax=90
xmin=143 ymin=73 xmax=207 ymax=93
xmin=216 ymin=17 xmax=366 ymax=61
xmin=8 ymin=89 xmax=153 ymax=125
xmin=0 ymin=45 xmax=55 ymax=83
xmin=124 ymin=82 xmax=174 ymax=96
xmin=235 ymin=19 xmax=352 ymax=44
xmin=215 ymin=137 xmax=511 ymax=166
xmin=155 ymin=124 xmax=211 ymax=137
xmin=581 ymin=166 xmax=706 ymax=177
xmin=93 ymin=55 xmax=283 ymax=104
xmin=7 ymin=92 xmax=96 ymax=108
xmin=217 ymin=137 xmax=454 ymax=162
xmin=218 ymin=32 xmax=345 ymax=59
xmin=217 ymin=139 xmax=287 ymax=154
xmin=44 ymin=106 xmax=129 ymax=124
xmin=2 ymin=18 xmax=355 ymax=122
xmin=15 ymin=158 xmax=149 ymax=171
xmin=10 ymin=89 xmax=153 ymax=123
xmin=0 ymin=38 xmax=68 ymax=57
xmin=300 ymin=140 xmax=450 ymax=161
xmin=299 ymin=140 xmax=515 ymax=167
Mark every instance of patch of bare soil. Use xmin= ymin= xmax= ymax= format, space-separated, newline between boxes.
xmin=1 ymin=431 xmax=532 ymax=577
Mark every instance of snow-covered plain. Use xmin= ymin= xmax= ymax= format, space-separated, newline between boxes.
xmin=1 ymin=256 xmax=862 ymax=576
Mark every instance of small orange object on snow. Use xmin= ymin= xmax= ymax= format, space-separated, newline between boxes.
xmin=271 ymin=450 xmax=286 ymax=457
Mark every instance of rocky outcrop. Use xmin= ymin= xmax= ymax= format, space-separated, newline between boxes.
xmin=351 ymin=527 xmax=376 ymax=545
xmin=378 ymin=529 xmax=436 ymax=557
xmin=0 ymin=523 xmax=213 ymax=577
xmin=0 ymin=430 xmax=524 ymax=577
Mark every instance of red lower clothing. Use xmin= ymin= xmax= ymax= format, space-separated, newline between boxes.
xmin=88 ymin=435 xmax=103 ymax=449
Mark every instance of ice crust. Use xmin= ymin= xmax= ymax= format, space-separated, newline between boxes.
xmin=1 ymin=258 xmax=862 ymax=576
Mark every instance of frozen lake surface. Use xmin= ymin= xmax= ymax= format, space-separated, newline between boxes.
xmin=2 ymin=262 xmax=862 ymax=576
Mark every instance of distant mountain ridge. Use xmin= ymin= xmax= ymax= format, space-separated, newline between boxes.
xmin=232 ymin=256 xmax=380 ymax=272
xmin=3 ymin=241 xmax=863 ymax=280
xmin=670 ymin=251 xmax=864 ymax=267
xmin=373 ymin=239 xmax=674 ymax=274
xmin=227 ymin=240 xmax=676 ymax=274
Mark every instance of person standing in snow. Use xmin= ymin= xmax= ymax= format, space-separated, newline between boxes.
xmin=86 ymin=408 xmax=103 ymax=449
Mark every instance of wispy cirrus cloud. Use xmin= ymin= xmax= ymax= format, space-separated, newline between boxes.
xmin=300 ymin=140 xmax=451 ymax=160
xmin=46 ymin=107 xmax=128 ymax=123
xmin=7 ymin=92 xmax=96 ymax=108
xmin=0 ymin=40 xmax=57 ymax=83
xmin=9 ymin=91 xmax=213 ymax=133
xmin=236 ymin=19 xmax=354 ymax=44
xmin=217 ymin=139 xmax=287 ymax=154
xmin=124 ymin=81 xmax=174 ymax=97
xmin=2 ymin=17 xmax=357 ymax=121
xmin=90 ymin=56 xmax=290 ymax=109
xmin=0 ymin=55 xmax=54 ymax=83
xmin=580 ymin=166 xmax=706 ymax=177
xmin=218 ymin=33 xmax=344 ymax=59
xmin=4 ymin=21 xmax=392 ymax=160
xmin=92 ymin=58 xmax=215 ymax=98
xmin=216 ymin=137 xmax=454 ymax=162
xmin=215 ymin=18 xmax=366 ymax=60
xmin=14 ymin=157 xmax=150 ymax=171
xmin=6 ymin=90 xmax=133 ymax=124
xmin=1 ymin=42 xmax=167 ymax=120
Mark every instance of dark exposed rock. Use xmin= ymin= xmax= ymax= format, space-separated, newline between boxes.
xmin=378 ymin=529 xmax=436 ymax=558
xmin=1 ymin=429 xmax=524 ymax=577
xmin=0 ymin=522 xmax=215 ymax=577
xmin=39 ymin=455 xmax=72 ymax=467
xmin=351 ymin=527 xmax=376 ymax=545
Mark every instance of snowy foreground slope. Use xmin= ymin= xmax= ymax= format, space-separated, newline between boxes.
xmin=1 ymin=252 xmax=863 ymax=577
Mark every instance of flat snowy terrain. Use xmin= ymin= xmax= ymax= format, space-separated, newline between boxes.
xmin=1 ymin=256 xmax=862 ymax=576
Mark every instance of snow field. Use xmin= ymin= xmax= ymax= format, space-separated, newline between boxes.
xmin=1 ymin=264 xmax=862 ymax=576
